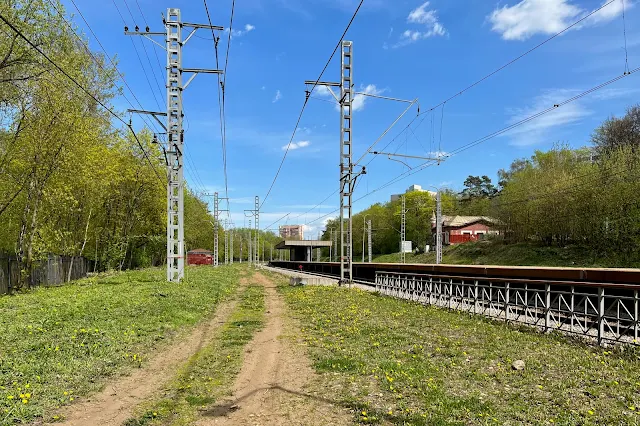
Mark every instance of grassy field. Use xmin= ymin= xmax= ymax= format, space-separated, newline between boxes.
xmin=0 ymin=266 xmax=240 ymax=425
xmin=128 ymin=280 xmax=266 ymax=426
xmin=281 ymin=282 xmax=640 ymax=425
xmin=373 ymin=240 xmax=640 ymax=268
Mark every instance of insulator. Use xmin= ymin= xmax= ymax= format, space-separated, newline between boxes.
xmin=146 ymin=26 xmax=150 ymax=32
xmin=135 ymin=25 xmax=139 ymax=32
xmin=124 ymin=26 xmax=128 ymax=32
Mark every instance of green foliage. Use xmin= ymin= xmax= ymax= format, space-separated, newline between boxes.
xmin=592 ymin=105 xmax=640 ymax=156
xmin=0 ymin=266 xmax=239 ymax=425
xmin=0 ymin=1 xmax=216 ymax=284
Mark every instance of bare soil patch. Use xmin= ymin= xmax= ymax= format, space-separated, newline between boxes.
xmin=199 ymin=272 xmax=352 ymax=426
xmin=53 ymin=276 xmax=248 ymax=426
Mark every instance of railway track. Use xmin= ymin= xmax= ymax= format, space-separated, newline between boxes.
xmin=269 ymin=261 xmax=640 ymax=346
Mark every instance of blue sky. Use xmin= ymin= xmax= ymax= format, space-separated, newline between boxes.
xmin=62 ymin=0 xmax=640 ymax=236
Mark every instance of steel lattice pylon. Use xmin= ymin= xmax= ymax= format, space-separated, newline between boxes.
xmin=339 ymin=40 xmax=353 ymax=283
xmin=166 ymin=8 xmax=184 ymax=282
xmin=254 ymin=196 xmax=259 ymax=264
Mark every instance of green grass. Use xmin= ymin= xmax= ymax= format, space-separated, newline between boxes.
xmin=0 ymin=266 xmax=240 ymax=425
xmin=128 ymin=279 xmax=266 ymax=426
xmin=373 ymin=240 xmax=640 ymax=268
xmin=281 ymin=283 xmax=640 ymax=425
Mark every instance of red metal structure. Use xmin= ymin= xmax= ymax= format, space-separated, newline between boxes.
xmin=187 ymin=249 xmax=213 ymax=266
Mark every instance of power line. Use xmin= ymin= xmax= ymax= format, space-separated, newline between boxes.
xmin=260 ymin=0 xmax=365 ymax=210
xmin=111 ymin=0 xmax=162 ymax=111
xmin=122 ymin=0 xmax=165 ymax=102
xmin=353 ymin=0 xmax=621 ymax=169
xmin=203 ymin=0 xmax=230 ymax=215
xmin=132 ymin=0 xmax=167 ymax=91
xmin=63 ymin=0 xmax=163 ymax=137
xmin=302 ymin=67 xmax=640 ymax=228
xmin=0 ymin=11 xmax=165 ymax=185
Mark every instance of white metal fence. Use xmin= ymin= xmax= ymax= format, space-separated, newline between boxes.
xmin=375 ymin=271 xmax=639 ymax=346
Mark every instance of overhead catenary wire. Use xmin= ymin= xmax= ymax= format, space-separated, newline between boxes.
xmin=622 ymin=0 xmax=630 ymax=74
xmin=63 ymin=0 xmax=214 ymax=197
xmin=259 ymin=0 xmax=365 ymax=210
xmin=0 ymin=12 xmax=165 ymax=185
xmin=353 ymin=0 xmax=622 ymax=169
xmin=111 ymin=0 xmax=163 ymax=112
xmin=203 ymin=0 xmax=230 ymax=216
xmin=63 ymin=0 xmax=162 ymax=135
xmin=302 ymin=67 xmax=640 ymax=228
xmin=132 ymin=0 xmax=167 ymax=90
xmin=121 ymin=0 xmax=165 ymax=103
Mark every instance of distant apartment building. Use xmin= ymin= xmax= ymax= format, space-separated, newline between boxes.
xmin=390 ymin=184 xmax=437 ymax=202
xmin=279 ymin=225 xmax=304 ymax=240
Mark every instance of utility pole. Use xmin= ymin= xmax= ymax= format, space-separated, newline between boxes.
xmin=362 ymin=215 xmax=369 ymax=262
xmin=213 ymin=192 xmax=219 ymax=267
xmin=125 ymin=9 xmax=223 ymax=282
xmin=401 ymin=195 xmax=406 ymax=264
xmin=224 ymin=218 xmax=229 ymax=265
xmin=230 ymin=228 xmax=234 ymax=264
xmin=436 ymin=191 xmax=443 ymax=265
xmin=329 ymin=229 xmax=333 ymax=262
xmin=255 ymin=196 xmax=260 ymax=265
xmin=210 ymin=192 xmax=228 ymax=267
xmin=305 ymin=41 xmax=365 ymax=284
xmin=248 ymin=220 xmax=252 ymax=265
xmin=367 ymin=219 xmax=372 ymax=263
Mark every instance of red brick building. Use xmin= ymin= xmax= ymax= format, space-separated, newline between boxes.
xmin=431 ymin=216 xmax=501 ymax=245
xmin=187 ymin=249 xmax=213 ymax=266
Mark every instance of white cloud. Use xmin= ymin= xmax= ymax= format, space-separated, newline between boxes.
xmin=313 ymin=84 xmax=384 ymax=112
xmin=503 ymin=89 xmax=592 ymax=146
xmin=488 ymin=0 xmax=631 ymax=41
xmin=353 ymin=84 xmax=384 ymax=112
xmin=226 ymin=23 xmax=256 ymax=37
xmin=392 ymin=2 xmax=447 ymax=48
xmin=283 ymin=141 xmax=311 ymax=151
xmin=429 ymin=151 xmax=450 ymax=159
xmin=273 ymin=90 xmax=282 ymax=103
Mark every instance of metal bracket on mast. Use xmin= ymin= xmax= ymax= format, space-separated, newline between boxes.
xmin=125 ymin=8 xmax=225 ymax=282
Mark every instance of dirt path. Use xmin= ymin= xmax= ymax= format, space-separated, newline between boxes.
xmin=55 ymin=276 xmax=248 ymax=426
xmin=198 ymin=272 xmax=352 ymax=426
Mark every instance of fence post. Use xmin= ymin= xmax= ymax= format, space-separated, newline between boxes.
xmin=598 ymin=287 xmax=605 ymax=346
xmin=545 ymin=284 xmax=551 ymax=333
xmin=474 ymin=280 xmax=479 ymax=315
xmin=505 ymin=282 xmax=510 ymax=322
xmin=635 ymin=290 xmax=638 ymax=343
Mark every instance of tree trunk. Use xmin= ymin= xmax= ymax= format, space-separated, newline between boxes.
xmin=68 ymin=209 xmax=92 ymax=282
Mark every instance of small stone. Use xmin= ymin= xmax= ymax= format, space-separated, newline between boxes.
xmin=512 ymin=360 xmax=525 ymax=371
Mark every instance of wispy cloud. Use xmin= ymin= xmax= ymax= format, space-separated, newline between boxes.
xmin=273 ymin=90 xmax=282 ymax=103
xmin=503 ymin=89 xmax=592 ymax=146
xmin=488 ymin=0 xmax=632 ymax=41
xmin=225 ymin=23 xmax=256 ymax=38
xmin=283 ymin=141 xmax=311 ymax=151
xmin=389 ymin=2 xmax=447 ymax=49
xmin=312 ymin=84 xmax=384 ymax=112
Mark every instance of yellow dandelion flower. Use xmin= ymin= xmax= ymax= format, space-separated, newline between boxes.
xmin=22 ymin=399 xmax=28 ymax=404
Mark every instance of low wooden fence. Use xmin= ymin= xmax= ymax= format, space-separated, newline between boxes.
xmin=0 ymin=254 xmax=95 ymax=295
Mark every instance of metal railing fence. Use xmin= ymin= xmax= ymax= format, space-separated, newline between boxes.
xmin=375 ymin=271 xmax=639 ymax=346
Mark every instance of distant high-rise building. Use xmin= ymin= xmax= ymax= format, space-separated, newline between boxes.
xmin=279 ymin=225 xmax=304 ymax=240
